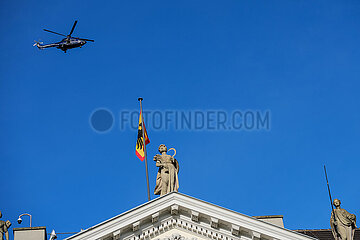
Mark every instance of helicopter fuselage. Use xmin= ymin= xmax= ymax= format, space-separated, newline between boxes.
xmin=57 ymin=38 xmax=87 ymax=51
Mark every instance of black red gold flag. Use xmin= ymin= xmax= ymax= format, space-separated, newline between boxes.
xmin=136 ymin=111 xmax=150 ymax=161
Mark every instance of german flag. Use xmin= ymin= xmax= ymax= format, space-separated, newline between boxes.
xmin=136 ymin=110 xmax=150 ymax=161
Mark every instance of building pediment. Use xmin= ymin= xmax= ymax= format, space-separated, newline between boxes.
xmin=65 ymin=192 xmax=315 ymax=240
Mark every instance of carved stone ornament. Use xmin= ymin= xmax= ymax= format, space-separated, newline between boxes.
xmin=171 ymin=205 xmax=179 ymax=215
xmin=163 ymin=233 xmax=197 ymax=240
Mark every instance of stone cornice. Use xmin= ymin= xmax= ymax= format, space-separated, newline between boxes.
xmin=64 ymin=192 xmax=316 ymax=240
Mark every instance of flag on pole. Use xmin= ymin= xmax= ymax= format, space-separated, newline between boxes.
xmin=136 ymin=110 xmax=150 ymax=161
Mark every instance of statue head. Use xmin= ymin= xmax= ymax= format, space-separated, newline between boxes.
xmin=0 ymin=211 xmax=2 ymax=218
xmin=333 ymin=199 xmax=341 ymax=207
xmin=158 ymin=144 xmax=167 ymax=153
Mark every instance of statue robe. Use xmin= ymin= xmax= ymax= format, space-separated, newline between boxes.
xmin=331 ymin=208 xmax=357 ymax=240
xmin=154 ymin=157 xmax=179 ymax=196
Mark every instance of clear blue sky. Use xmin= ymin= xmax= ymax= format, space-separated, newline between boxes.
xmin=1 ymin=0 xmax=359 ymax=237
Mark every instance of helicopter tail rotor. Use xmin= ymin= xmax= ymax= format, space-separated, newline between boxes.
xmin=33 ymin=40 xmax=44 ymax=48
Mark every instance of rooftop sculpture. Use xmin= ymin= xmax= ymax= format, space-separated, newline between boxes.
xmin=330 ymin=199 xmax=357 ymax=240
xmin=153 ymin=144 xmax=179 ymax=196
xmin=0 ymin=211 xmax=11 ymax=240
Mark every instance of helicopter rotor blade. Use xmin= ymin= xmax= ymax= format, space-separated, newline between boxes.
xmin=43 ymin=29 xmax=67 ymax=37
xmin=75 ymin=37 xmax=94 ymax=42
xmin=69 ymin=20 xmax=78 ymax=36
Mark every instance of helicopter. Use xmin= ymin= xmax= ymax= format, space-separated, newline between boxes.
xmin=33 ymin=20 xmax=94 ymax=53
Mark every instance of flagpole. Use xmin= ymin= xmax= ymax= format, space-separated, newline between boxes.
xmin=138 ymin=97 xmax=151 ymax=201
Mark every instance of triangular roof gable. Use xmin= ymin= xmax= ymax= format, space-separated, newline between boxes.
xmin=65 ymin=192 xmax=315 ymax=240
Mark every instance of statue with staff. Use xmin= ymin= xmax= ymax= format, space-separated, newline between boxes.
xmin=330 ymin=199 xmax=357 ymax=240
xmin=0 ymin=211 xmax=11 ymax=240
xmin=324 ymin=166 xmax=357 ymax=240
xmin=153 ymin=144 xmax=179 ymax=196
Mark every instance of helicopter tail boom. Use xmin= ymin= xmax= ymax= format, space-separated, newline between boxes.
xmin=33 ymin=41 xmax=59 ymax=49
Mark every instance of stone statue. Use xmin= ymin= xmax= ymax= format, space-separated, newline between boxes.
xmin=153 ymin=144 xmax=179 ymax=196
xmin=330 ymin=199 xmax=357 ymax=240
xmin=0 ymin=211 xmax=11 ymax=240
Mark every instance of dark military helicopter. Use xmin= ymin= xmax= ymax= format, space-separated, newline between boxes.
xmin=33 ymin=21 xmax=94 ymax=53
